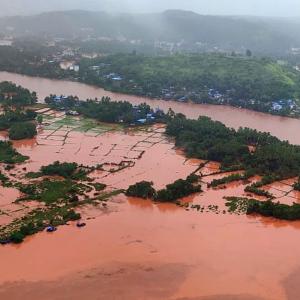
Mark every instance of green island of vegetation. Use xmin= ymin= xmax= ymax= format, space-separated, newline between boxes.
xmin=126 ymin=174 xmax=202 ymax=202
xmin=226 ymin=197 xmax=300 ymax=221
xmin=166 ymin=114 xmax=300 ymax=179
xmin=8 ymin=122 xmax=37 ymax=140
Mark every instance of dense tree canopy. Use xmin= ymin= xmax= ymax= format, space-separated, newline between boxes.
xmin=166 ymin=114 xmax=300 ymax=179
xmin=45 ymin=95 xmax=165 ymax=125
xmin=0 ymin=110 xmax=37 ymax=130
xmin=79 ymin=54 xmax=300 ymax=105
xmin=0 ymin=81 xmax=37 ymax=108
xmin=126 ymin=174 xmax=201 ymax=202
xmin=9 ymin=122 xmax=37 ymax=140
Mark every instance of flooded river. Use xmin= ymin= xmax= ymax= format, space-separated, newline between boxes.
xmin=0 ymin=73 xmax=300 ymax=300
xmin=0 ymin=71 xmax=300 ymax=144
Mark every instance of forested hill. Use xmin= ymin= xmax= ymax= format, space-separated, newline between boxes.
xmin=78 ymin=54 xmax=300 ymax=105
xmin=0 ymin=10 xmax=299 ymax=54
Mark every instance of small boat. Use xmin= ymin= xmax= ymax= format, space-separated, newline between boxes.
xmin=46 ymin=226 xmax=57 ymax=233
xmin=76 ymin=222 xmax=86 ymax=228
xmin=0 ymin=239 xmax=11 ymax=245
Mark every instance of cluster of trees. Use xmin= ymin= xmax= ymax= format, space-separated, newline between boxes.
xmin=8 ymin=208 xmax=81 ymax=244
xmin=0 ymin=81 xmax=37 ymax=108
xmin=0 ymin=109 xmax=37 ymax=140
xmin=78 ymin=97 xmax=148 ymax=123
xmin=166 ymin=115 xmax=300 ymax=179
xmin=125 ymin=181 xmax=156 ymax=199
xmin=40 ymin=161 xmax=87 ymax=180
xmin=0 ymin=141 xmax=28 ymax=164
xmin=156 ymin=174 xmax=201 ymax=202
xmin=0 ymin=46 xmax=64 ymax=79
xmin=45 ymin=95 xmax=165 ymax=124
xmin=125 ymin=174 xmax=202 ymax=202
xmin=45 ymin=95 xmax=79 ymax=110
xmin=0 ymin=110 xmax=36 ymax=130
xmin=0 ymin=82 xmax=38 ymax=140
xmin=41 ymin=161 xmax=78 ymax=178
xmin=8 ymin=122 xmax=37 ymax=140
xmin=247 ymin=199 xmax=300 ymax=221
xmin=26 ymin=161 xmax=88 ymax=181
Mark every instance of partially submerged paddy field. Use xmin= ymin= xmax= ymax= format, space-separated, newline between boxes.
xmin=2 ymin=106 xmax=300 ymax=298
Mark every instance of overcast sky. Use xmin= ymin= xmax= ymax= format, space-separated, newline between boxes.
xmin=0 ymin=0 xmax=299 ymax=17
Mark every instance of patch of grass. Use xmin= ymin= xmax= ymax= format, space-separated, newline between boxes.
xmin=90 ymin=182 xmax=107 ymax=191
xmin=225 ymin=197 xmax=250 ymax=214
xmin=52 ymin=116 xmax=117 ymax=134
xmin=17 ymin=179 xmax=91 ymax=205
xmin=31 ymin=104 xmax=48 ymax=109
xmin=25 ymin=172 xmax=43 ymax=179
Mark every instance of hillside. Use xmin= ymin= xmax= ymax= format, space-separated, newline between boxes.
xmin=0 ymin=10 xmax=299 ymax=54
xmin=79 ymin=53 xmax=300 ymax=104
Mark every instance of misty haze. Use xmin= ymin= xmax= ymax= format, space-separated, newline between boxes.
xmin=0 ymin=0 xmax=300 ymax=16
xmin=0 ymin=1 xmax=299 ymax=300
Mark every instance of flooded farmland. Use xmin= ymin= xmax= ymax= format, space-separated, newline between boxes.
xmin=0 ymin=76 xmax=300 ymax=300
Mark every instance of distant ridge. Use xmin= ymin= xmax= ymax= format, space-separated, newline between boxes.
xmin=0 ymin=10 xmax=299 ymax=54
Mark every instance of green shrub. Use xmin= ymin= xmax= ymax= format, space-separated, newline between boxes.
xmin=155 ymin=177 xmax=202 ymax=202
xmin=126 ymin=181 xmax=156 ymax=199
xmin=41 ymin=161 xmax=78 ymax=178
xmin=0 ymin=141 xmax=28 ymax=163
xmin=10 ymin=231 xmax=25 ymax=244
xmin=9 ymin=122 xmax=37 ymax=140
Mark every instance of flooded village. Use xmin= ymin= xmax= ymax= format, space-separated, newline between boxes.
xmin=0 ymin=0 xmax=300 ymax=298
xmin=0 ymin=72 xmax=299 ymax=300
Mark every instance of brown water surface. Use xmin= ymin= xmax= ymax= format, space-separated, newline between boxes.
xmin=0 ymin=73 xmax=300 ymax=299
xmin=0 ymin=193 xmax=300 ymax=300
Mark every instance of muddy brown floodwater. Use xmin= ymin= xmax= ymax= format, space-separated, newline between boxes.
xmin=0 ymin=73 xmax=300 ymax=300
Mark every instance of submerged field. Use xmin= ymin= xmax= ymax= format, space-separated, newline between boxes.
xmin=1 ymin=110 xmax=300 ymax=299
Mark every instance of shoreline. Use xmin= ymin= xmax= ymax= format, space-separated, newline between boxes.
xmin=0 ymin=70 xmax=296 ymax=118
xmin=1 ymin=71 xmax=300 ymax=145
